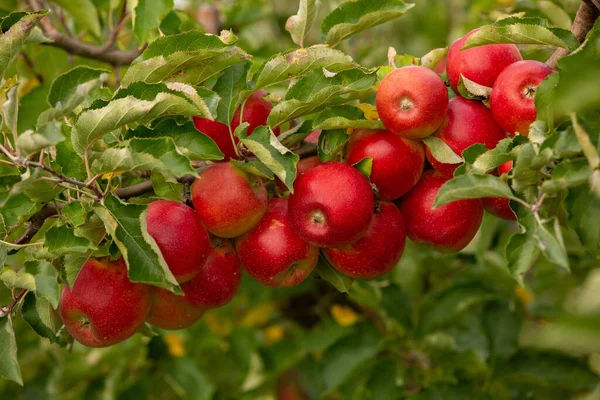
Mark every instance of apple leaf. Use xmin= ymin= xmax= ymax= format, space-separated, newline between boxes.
xmin=421 ymin=135 xmax=463 ymax=165
xmin=268 ymin=68 xmax=377 ymax=127
xmin=566 ymin=185 xmax=600 ymax=256
xmin=44 ymin=225 xmax=97 ymax=257
xmin=352 ymin=157 xmax=373 ymax=179
xmin=286 ymin=0 xmax=320 ymax=47
xmin=472 ymin=137 xmax=525 ymax=174
xmin=240 ymin=126 xmax=299 ymax=192
xmin=0 ymin=11 xmax=47 ymax=78
xmin=128 ymin=0 xmax=173 ymax=44
xmin=21 ymin=293 xmax=58 ymax=343
xmin=52 ymin=0 xmax=101 ymax=37
xmin=421 ymin=47 xmax=448 ymax=70
xmin=94 ymin=195 xmax=181 ymax=293
xmin=212 ymin=61 xmax=250 ymax=125
xmin=542 ymin=158 xmax=591 ymax=193
xmin=0 ymin=261 xmax=59 ymax=308
xmin=317 ymin=129 xmax=349 ymax=162
xmin=434 ymin=174 xmax=514 ymax=207
xmin=230 ymin=159 xmax=275 ymax=180
xmin=457 ymin=75 xmax=492 ymax=102
xmin=312 ymin=105 xmax=385 ymax=131
xmin=321 ymin=0 xmax=415 ymax=48
xmin=0 ymin=317 xmax=22 ymax=385
xmin=16 ymin=122 xmax=64 ymax=155
xmin=315 ymin=256 xmax=353 ymax=293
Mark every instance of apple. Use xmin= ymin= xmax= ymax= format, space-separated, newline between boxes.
xmin=231 ymin=89 xmax=280 ymax=137
xmin=181 ymin=238 xmax=242 ymax=309
xmin=447 ymin=28 xmax=522 ymax=94
xmin=59 ymin=257 xmax=151 ymax=347
xmin=483 ymin=161 xmax=516 ymax=220
xmin=425 ymin=96 xmax=507 ymax=177
xmin=146 ymin=200 xmax=210 ymax=283
xmin=192 ymin=162 xmax=268 ymax=238
xmin=236 ymin=198 xmax=319 ymax=287
xmin=276 ymin=155 xmax=322 ymax=192
xmin=192 ymin=117 xmax=238 ymax=161
xmin=376 ymin=65 xmax=448 ymax=139
xmin=399 ymin=170 xmax=484 ymax=252
xmin=304 ymin=130 xmax=321 ymax=143
xmin=146 ymin=287 xmax=204 ymax=330
xmin=288 ymin=161 xmax=375 ymax=247
xmin=345 ymin=130 xmax=425 ymax=200
xmin=434 ymin=56 xmax=448 ymax=74
xmin=324 ymin=201 xmax=406 ymax=279
xmin=490 ymin=60 xmax=554 ymax=136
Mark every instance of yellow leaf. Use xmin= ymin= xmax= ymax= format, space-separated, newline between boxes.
xmin=515 ymin=286 xmax=533 ymax=306
xmin=331 ymin=304 xmax=359 ymax=327
xmin=356 ymin=103 xmax=379 ymax=121
xmin=101 ymin=171 xmax=125 ymax=180
xmin=164 ymin=334 xmax=186 ymax=357
xmin=264 ymin=325 xmax=285 ymax=345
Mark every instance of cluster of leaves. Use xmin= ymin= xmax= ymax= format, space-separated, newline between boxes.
xmin=0 ymin=0 xmax=599 ymax=398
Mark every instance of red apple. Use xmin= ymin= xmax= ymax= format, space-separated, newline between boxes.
xmin=192 ymin=117 xmax=238 ymax=161
xmin=288 ymin=161 xmax=375 ymax=247
xmin=345 ymin=130 xmax=425 ymax=200
xmin=236 ymin=198 xmax=319 ymax=287
xmin=304 ymin=130 xmax=321 ymax=143
xmin=376 ymin=65 xmax=448 ymax=139
xmin=181 ymin=238 xmax=242 ymax=309
xmin=231 ymin=89 xmax=280 ymax=136
xmin=400 ymin=170 xmax=484 ymax=252
xmin=276 ymin=155 xmax=322 ymax=192
xmin=447 ymin=28 xmax=522 ymax=94
xmin=425 ymin=96 xmax=507 ymax=176
xmin=146 ymin=200 xmax=210 ymax=283
xmin=434 ymin=56 xmax=448 ymax=74
xmin=324 ymin=201 xmax=406 ymax=279
xmin=192 ymin=162 xmax=268 ymax=238
xmin=146 ymin=287 xmax=204 ymax=330
xmin=59 ymin=258 xmax=151 ymax=347
xmin=490 ymin=60 xmax=554 ymax=136
xmin=483 ymin=161 xmax=516 ymax=220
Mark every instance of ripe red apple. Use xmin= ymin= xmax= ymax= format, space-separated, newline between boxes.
xmin=434 ymin=56 xmax=448 ymax=74
xmin=490 ymin=60 xmax=554 ymax=136
xmin=376 ymin=66 xmax=448 ymax=139
xmin=146 ymin=200 xmax=210 ymax=283
xmin=231 ymin=89 xmax=280 ymax=136
xmin=146 ymin=287 xmax=204 ymax=330
xmin=400 ymin=170 xmax=484 ymax=252
xmin=236 ymin=198 xmax=319 ymax=287
xmin=425 ymin=96 xmax=507 ymax=176
xmin=192 ymin=162 xmax=268 ymax=238
xmin=288 ymin=161 xmax=375 ymax=247
xmin=181 ymin=238 xmax=242 ymax=309
xmin=276 ymin=155 xmax=322 ymax=192
xmin=447 ymin=28 xmax=522 ymax=94
xmin=59 ymin=258 xmax=151 ymax=347
xmin=483 ymin=161 xmax=516 ymax=220
xmin=192 ymin=117 xmax=238 ymax=161
xmin=324 ymin=201 xmax=406 ymax=279
xmin=345 ymin=130 xmax=425 ymax=200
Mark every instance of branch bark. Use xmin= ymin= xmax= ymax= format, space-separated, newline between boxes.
xmin=547 ymin=0 xmax=600 ymax=68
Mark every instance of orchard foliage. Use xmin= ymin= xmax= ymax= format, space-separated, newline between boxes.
xmin=0 ymin=0 xmax=599 ymax=399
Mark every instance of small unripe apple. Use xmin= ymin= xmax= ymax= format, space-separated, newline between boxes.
xmin=447 ymin=28 xmax=522 ymax=93
xmin=146 ymin=200 xmax=210 ymax=283
xmin=276 ymin=155 xmax=322 ymax=192
xmin=425 ymin=96 xmax=507 ymax=176
xmin=400 ymin=170 xmax=484 ymax=252
xmin=231 ymin=89 xmax=280 ymax=137
xmin=146 ymin=287 xmax=204 ymax=330
xmin=376 ymin=66 xmax=448 ymax=139
xmin=236 ymin=199 xmax=319 ymax=287
xmin=288 ymin=161 xmax=375 ymax=247
xmin=192 ymin=117 xmax=238 ymax=161
xmin=59 ymin=258 xmax=151 ymax=347
xmin=483 ymin=161 xmax=516 ymax=220
xmin=345 ymin=130 xmax=425 ymax=200
xmin=192 ymin=162 xmax=268 ymax=238
xmin=490 ymin=60 xmax=554 ymax=136
xmin=181 ymin=238 xmax=242 ymax=309
xmin=324 ymin=201 xmax=406 ymax=279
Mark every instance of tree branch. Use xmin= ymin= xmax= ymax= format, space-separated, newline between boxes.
xmin=0 ymin=289 xmax=27 ymax=318
xmin=547 ymin=0 xmax=600 ymax=68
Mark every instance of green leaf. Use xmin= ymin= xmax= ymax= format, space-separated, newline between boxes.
xmin=230 ymin=159 xmax=274 ymax=180
xmin=286 ymin=0 xmax=320 ymax=47
xmin=0 ymin=11 xmax=47 ymax=78
xmin=52 ymin=0 xmax=101 ymax=37
xmin=482 ymin=302 xmax=520 ymax=361
xmin=268 ymin=68 xmax=376 ymax=127
xmin=537 ymin=217 xmax=569 ymax=271
xmin=570 ymin=113 xmax=600 ymax=169
xmin=16 ymin=122 xmax=64 ymax=154
xmin=380 ymin=284 xmax=413 ymax=329
xmin=434 ymin=174 xmax=513 ymax=207
xmin=21 ymin=292 xmax=57 ymax=342
xmin=240 ymin=126 xmax=299 ymax=192
xmin=505 ymin=213 xmax=540 ymax=283
xmin=128 ymin=0 xmax=173 ymax=44
xmin=352 ymin=157 xmax=373 ymax=179
xmin=542 ymin=158 xmax=592 ymax=193
xmin=151 ymin=173 xmax=184 ymax=201
xmin=472 ymin=137 xmax=524 ymax=174
xmin=61 ymin=201 xmax=88 ymax=228
xmin=44 ymin=225 xmax=96 ymax=256
xmin=122 ymin=30 xmax=248 ymax=86
xmin=315 ymin=256 xmax=353 ymax=293
xmin=321 ymin=0 xmax=414 ymax=47
xmin=312 ymin=105 xmax=385 ymax=131
xmin=317 ymin=129 xmax=349 ymax=162
xmin=252 ymin=45 xmax=358 ymax=91
xmin=457 ymin=75 xmax=491 ymax=101
xmin=0 ymin=317 xmax=22 ymax=385
xmin=462 ymin=17 xmax=578 ymax=50
xmin=212 ymin=61 xmax=250 ymax=125
xmin=0 ymin=193 xmax=40 ymax=228
xmin=534 ymin=72 xmax=559 ymax=129
xmin=159 ymin=9 xmax=204 ymax=35
xmin=566 ymin=185 xmax=600 ymax=255
xmin=94 ymin=194 xmax=180 ymax=293
xmin=71 ymin=82 xmax=213 ymax=155
xmin=421 ymin=135 xmax=463 ymax=165
xmin=2 ymin=80 xmax=18 ymax=134
xmin=421 ymin=47 xmax=448 ymax=70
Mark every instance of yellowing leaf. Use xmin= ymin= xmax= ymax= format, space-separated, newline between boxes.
xmin=264 ymin=325 xmax=285 ymax=345
xmin=101 ymin=171 xmax=125 ymax=180
xmin=515 ymin=285 xmax=533 ymax=306
xmin=331 ymin=304 xmax=359 ymax=326
xmin=356 ymin=103 xmax=379 ymax=120
xmin=164 ymin=334 xmax=186 ymax=357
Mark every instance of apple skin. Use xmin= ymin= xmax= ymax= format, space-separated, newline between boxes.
xmin=181 ymin=238 xmax=242 ymax=309
xmin=146 ymin=287 xmax=204 ymax=330
xmin=490 ymin=60 xmax=554 ymax=136
xmin=324 ymin=201 xmax=406 ymax=279
xmin=304 ymin=130 xmax=321 ymax=143
xmin=483 ymin=161 xmax=516 ymax=220
xmin=345 ymin=130 xmax=425 ymax=200
xmin=288 ymin=161 xmax=375 ymax=247
xmin=192 ymin=162 xmax=268 ymax=238
xmin=236 ymin=198 xmax=319 ymax=287
xmin=376 ymin=66 xmax=449 ymax=139
xmin=146 ymin=200 xmax=210 ymax=283
xmin=399 ymin=170 xmax=484 ymax=253
xmin=447 ymin=28 xmax=522 ymax=94
xmin=276 ymin=155 xmax=322 ymax=192
xmin=192 ymin=117 xmax=238 ymax=161
xmin=425 ymin=96 xmax=507 ymax=177
xmin=231 ymin=89 xmax=280 ymax=137
xmin=59 ymin=257 xmax=151 ymax=347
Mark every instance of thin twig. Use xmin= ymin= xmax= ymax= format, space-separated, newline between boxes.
xmin=0 ymin=289 xmax=28 ymax=318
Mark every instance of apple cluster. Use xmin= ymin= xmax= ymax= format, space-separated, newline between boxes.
xmin=59 ymin=28 xmax=553 ymax=348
